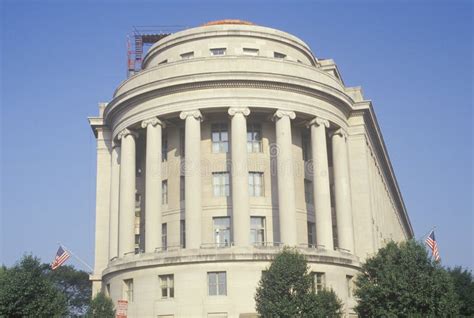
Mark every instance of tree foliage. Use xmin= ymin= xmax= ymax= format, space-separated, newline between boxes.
xmin=86 ymin=292 xmax=115 ymax=318
xmin=0 ymin=255 xmax=67 ymax=317
xmin=354 ymin=240 xmax=459 ymax=317
xmin=447 ymin=266 xmax=474 ymax=316
xmin=303 ymin=289 xmax=343 ymax=318
xmin=255 ymin=247 xmax=342 ymax=317
xmin=46 ymin=264 xmax=92 ymax=316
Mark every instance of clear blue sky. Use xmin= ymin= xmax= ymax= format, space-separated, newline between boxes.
xmin=1 ymin=0 xmax=472 ymax=270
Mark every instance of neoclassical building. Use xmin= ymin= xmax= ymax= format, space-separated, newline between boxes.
xmin=89 ymin=20 xmax=413 ymax=317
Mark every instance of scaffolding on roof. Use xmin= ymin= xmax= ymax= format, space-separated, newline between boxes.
xmin=127 ymin=26 xmax=188 ymax=77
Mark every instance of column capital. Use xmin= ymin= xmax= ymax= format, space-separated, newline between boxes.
xmin=330 ymin=128 xmax=348 ymax=139
xmin=141 ymin=117 xmax=165 ymax=129
xmin=117 ymin=128 xmax=138 ymax=140
xmin=272 ymin=109 xmax=296 ymax=121
xmin=179 ymin=110 xmax=203 ymax=121
xmin=307 ymin=116 xmax=330 ymax=128
xmin=112 ymin=140 xmax=121 ymax=149
xmin=228 ymin=107 xmax=250 ymax=117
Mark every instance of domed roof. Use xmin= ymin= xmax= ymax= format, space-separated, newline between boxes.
xmin=202 ymin=19 xmax=255 ymax=26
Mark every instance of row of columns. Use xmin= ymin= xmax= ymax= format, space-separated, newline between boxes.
xmin=108 ymin=108 xmax=354 ymax=259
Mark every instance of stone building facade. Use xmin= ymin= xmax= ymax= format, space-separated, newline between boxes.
xmin=89 ymin=20 xmax=413 ymax=317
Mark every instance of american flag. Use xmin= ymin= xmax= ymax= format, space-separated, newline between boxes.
xmin=425 ymin=230 xmax=440 ymax=262
xmin=51 ymin=246 xmax=70 ymax=270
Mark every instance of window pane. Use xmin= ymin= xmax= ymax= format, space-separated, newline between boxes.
xmin=218 ymin=272 xmax=227 ymax=295
xmin=221 ymin=131 xmax=228 ymax=141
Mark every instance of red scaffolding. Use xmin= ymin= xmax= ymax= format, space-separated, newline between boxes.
xmin=127 ymin=26 xmax=186 ymax=77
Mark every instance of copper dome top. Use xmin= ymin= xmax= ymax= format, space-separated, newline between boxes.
xmin=202 ymin=19 xmax=255 ymax=26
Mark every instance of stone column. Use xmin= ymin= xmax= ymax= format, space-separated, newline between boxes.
xmin=118 ymin=128 xmax=138 ymax=257
xmin=229 ymin=107 xmax=251 ymax=247
xmin=273 ymin=110 xmax=297 ymax=246
xmin=108 ymin=142 xmax=120 ymax=260
xmin=142 ymin=117 xmax=164 ymax=253
xmin=331 ymin=129 xmax=355 ymax=253
xmin=179 ymin=110 xmax=203 ymax=249
xmin=309 ymin=117 xmax=334 ymax=250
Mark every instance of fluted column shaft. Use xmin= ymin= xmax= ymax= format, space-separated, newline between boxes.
xmin=332 ymin=129 xmax=354 ymax=252
xmin=118 ymin=129 xmax=138 ymax=257
xmin=180 ymin=110 xmax=203 ymax=249
xmin=310 ymin=117 xmax=334 ymax=250
xmin=274 ymin=110 xmax=297 ymax=246
xmin=229 ymin=107 xmax=251 ymax=247
xmin=142 ymin=118 xmax=164 ymax=253
xmin=108 ymin=143 xmax=120 ymax=260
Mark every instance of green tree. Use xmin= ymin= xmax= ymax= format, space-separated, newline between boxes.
xmin=46 ymin=264 xmax=92 ymax=316
xmin=0 ymin=255 xmax=67 ymax=317
xmin=354 ymin=240 xmax=459 ymax=317
xmin=447 ymin=266 xmax=474 ymax=316
xmin=303 ymin=289 xmax=343 ymax=318
xmin=255 ymin=247 xmax=342 ymax=317
xmin=86 ymin=292 xmax=115 ymax=318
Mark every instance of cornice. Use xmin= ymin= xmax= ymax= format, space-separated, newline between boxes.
xmin=102 ymin=247 xmax=361 ymax=278
xmin=104 ymin=79 xmax=354 ymax=124
xmin=113 ymin=60 xmax=345 ymax=100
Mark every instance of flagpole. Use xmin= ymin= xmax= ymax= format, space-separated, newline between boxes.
xmin=58 ymin=242 xmax=94 ymax=273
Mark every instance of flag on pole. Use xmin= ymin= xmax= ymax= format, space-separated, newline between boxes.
xmin=425 ymin=230 xmax=440 ymax=262
xmin=51 ymin=246 xmax=70 ymax=270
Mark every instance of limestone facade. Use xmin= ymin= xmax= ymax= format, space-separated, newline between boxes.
xmin=89 ymin=20 xmax=413 ymax=318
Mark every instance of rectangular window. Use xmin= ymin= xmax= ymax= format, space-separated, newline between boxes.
xmin=181 ymin=51 xmax=194 ymax=59
xmin=304 ymin=179 xmax=313 ymax=204
xmin=307 ymin=222 xmax=316 ymax=247
xmin=243 ymin=48 xmax=259 ymax=56
xmin=162 ymin=180 xmax=168 ymax=205
xmin=180 ymin=176 xmax=185 ymax=202
xmin=312 ymin=272 xmax=325 ymax=294
xmin=247 ymin=123 xmax=262 ymax=153
xmin=123 ymin=279 xmax=134 ymax=302
xmin=106 ymin=284 xmax=110 ymax=297
xmin=211 ymin=123 xmax=228 ymax=153
xmin=346 ymin=275 xmax=354 ymax=298
xmin=302 ymin=133 xmax=311 ymax=161
xmin=248 ymin=172 xmax=264 ymax=197
xmin=158 ymin=59 xmax=168 ymax=65
xmin=274 ymin=52 xmax=286 ymax=59
xmin=213 ymin=172 xmax=230 ymax=197
xmin=250 ymin=217 xmax=265 ymax=246
xmin=208 ymin=272 xmax=227 ymax=296
xmin=210 ymin=48 xmax=226 ymax=56
xmin=180 ymin=220 xmax=186 ymax=248
xmin=162 ymin=223 xmax=167 ymax=251
xmin=180 ymin=128 xmax=185 ymax=157
xmin=213 ymin=217 xmax=231 ymax=247
xmin=159 ymin=275 xmax=174 ymax=298
xmin=162 ymin=133 xmax=168 ymax=161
